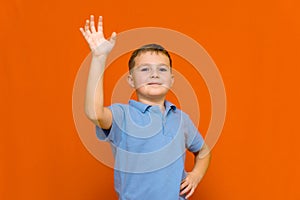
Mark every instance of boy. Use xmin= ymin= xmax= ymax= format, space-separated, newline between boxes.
xmin=80 ymin=15 xmax=211 ymax=200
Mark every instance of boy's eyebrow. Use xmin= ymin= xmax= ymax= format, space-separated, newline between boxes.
xmin=136 ymin=63 xmax=170 ymax=67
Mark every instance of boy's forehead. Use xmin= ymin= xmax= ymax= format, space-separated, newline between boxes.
xmin=134 ymin=51 xmax=170 ymax=66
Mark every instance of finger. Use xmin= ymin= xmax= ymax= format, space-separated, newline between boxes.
xmin=97 ymin=16 xmax=103 ymax=32
xmin=180 ymin=177 xmax=189 ymax=190
xmin=185 ymin=188 xmax=195 ymax=199
xmin=79 ymin=27 xmax=86 ymax=37
xmin=85 ymin=29 xmax=92 ymax=37
xmin=180 ymin=185 xmax=191 ymax=196
xmin=84 ymin=19 xmax=90 ymax=32
xmin=109 ymin=32 xmax=117 ymax=45
xmin=180 ymin=179 xmax=188 ymax=190
xmin=90 ymin=15 xmax=96 ymax=33
xmin=79 ymin=27 xmax=91 ymax=41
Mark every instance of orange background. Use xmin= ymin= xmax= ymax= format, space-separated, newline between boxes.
xmin=1 ymin=0 xmax=300 ymax=199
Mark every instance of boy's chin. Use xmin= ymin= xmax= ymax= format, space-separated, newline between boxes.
xmin=137 ymin=88 xmax=169 ymax=97
xmin=136 ymin=91 xmax=169 ymax=100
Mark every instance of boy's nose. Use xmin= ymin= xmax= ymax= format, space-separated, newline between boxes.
xmin=150 ymin=69 xmax=159 ymax=78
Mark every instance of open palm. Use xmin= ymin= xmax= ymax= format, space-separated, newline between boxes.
xmin=80 ymin=15 xmax=116 ymax=57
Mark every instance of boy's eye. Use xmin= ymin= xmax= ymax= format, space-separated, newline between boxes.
xmin=159 ymin=67 xmax=168 ymax=72
xmin=140 ymin=67 xmax=150 ymax=71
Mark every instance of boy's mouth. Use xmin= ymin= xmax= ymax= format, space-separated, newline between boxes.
xmin=147 ymin=82 xmax=162 ymax=85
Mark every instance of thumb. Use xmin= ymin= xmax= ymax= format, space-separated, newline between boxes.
xmin=109 ymin=32 xmax=117 ymax=45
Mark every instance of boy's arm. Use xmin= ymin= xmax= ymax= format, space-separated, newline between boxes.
xmin=80 ymin=15 xmax=116 ymax=129
xmin=180 ymin=143 xmax=211 ymax=199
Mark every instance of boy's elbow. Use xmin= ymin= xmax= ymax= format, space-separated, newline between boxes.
xmin=84 ymin=108 xmax=102 ymax=122
xmin=84 ymin=108 xmax=111 ymax=129
xmin=84 ymin=107 xmax=94 ymax=120
xmin=85 ymin=112 xmax=97 ymax=122
xmin=196 ymin=143 xmax=211 ymax=159
xmin=84 ymin=112 xmax=102 ymax=127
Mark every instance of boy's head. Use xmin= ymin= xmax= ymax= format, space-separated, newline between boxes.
xmin=128 ymin=44 xmax=172 ymax=73
xmin=127 ymin=44 xmax=174 ymax=100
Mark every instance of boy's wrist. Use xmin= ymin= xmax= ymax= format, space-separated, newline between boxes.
xmin=189 ymin=170 xmax=203 ymax=183
xmin=91 ymin=53 xmax=108 ymax=59
xmin=191 ymin=169 xmax=203 ymax=177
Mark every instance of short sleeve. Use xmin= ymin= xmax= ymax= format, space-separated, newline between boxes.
xmin=96 ymin=124 xmax=110 ymax=140
xmin=95 ymin=104 xmax=125 ymax=145
xmin=184 ymin=115 xmax=204 ymax=152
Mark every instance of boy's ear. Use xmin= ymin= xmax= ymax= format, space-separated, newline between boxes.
xmin=171 ymin=74 xmax=175 ymax=87
xmin=127 ymin=74 xmax=135 ymax=88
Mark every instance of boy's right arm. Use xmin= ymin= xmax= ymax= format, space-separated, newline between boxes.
xmin=80 ymin=15 xmax=116 ymax=129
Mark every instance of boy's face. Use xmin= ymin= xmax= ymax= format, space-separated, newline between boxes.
xmin=128 ymin=51 xmax=174 ymax=100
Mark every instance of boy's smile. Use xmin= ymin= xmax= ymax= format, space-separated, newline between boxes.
xmin=127 ymin=51 xmax=174 ymax=102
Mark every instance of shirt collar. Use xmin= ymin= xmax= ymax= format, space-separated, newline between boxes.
xmin=164 ymin=100 xmax=177 ymax=113
xmin=129 ymin=99 xmax=177 ymax=113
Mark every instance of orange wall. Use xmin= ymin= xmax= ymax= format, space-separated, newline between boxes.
xmin=1 ymin=0 xmax=299 ymax=199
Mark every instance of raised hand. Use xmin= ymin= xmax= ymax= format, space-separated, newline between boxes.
xmin=80 ymin=15 xmax=116 ymax=57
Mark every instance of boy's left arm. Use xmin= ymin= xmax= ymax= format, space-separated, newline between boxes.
xmin=180 ymin=143 xmax=211 ymax=198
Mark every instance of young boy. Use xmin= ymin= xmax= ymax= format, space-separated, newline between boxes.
xmin=80 ymin=15 xmax=211 ymax=200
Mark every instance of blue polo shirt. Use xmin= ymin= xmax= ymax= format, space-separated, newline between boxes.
xmin=96 ymin=100 xmax=204 ymax=200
